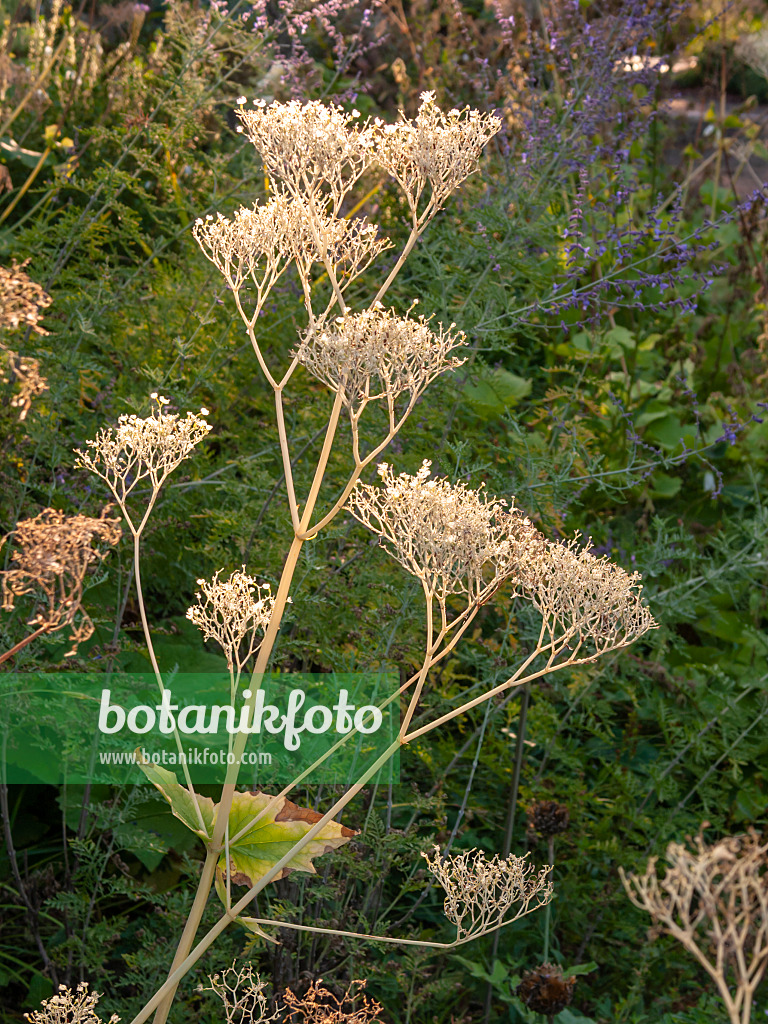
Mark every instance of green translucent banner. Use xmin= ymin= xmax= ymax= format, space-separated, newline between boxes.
xmin=0 ymin=671 xmax=400 ymax=785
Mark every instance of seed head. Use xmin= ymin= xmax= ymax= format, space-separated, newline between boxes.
xmin=236 ymin=100 xmax=374 ymax=214
xmin=525 ymin=535 xmax=657 ymax=655
xmin=74 ymin=396 xmax=211 ymax=519
xmin=1 ymin=345 xmax=48 ymax=421
xmin=348 ymin=461 xmax=543 ymax=604
xmin=422 ymin=845 xmax=553 ymax=942
xmin=24 ymin=983 xmax=119 ymax=1024
xmin=295 ymin=308 xmax=466 ymax=411
xmin=527 ymin=799 xmax=570 ymax=839
xmin=376 ymin=92 xmax=502 ymax=213
xmin=283 ymin=979 xmax=385 ymax=1024
xmin=0 ymin=260 xmax=51 ymax=335
xmin=517 ymin=963 xmax=576 ymax=1015
xmin=0 ymin=507 xmax=121 ymax=657
xmin=186 ymin=569 xmax=275 ymax=671
xmin=200 ymin=963 xmax=277 ymax=1024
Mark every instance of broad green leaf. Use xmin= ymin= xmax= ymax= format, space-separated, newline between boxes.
xmin=562 ymin=961 xmax=598 ymax=979
xmin=135 ymin=754 xmax=215 ymax=840
xmin=220 ymin=790 xmax=357 ymax=887
xmin=463 ymin=368 xmax=532 ymax=419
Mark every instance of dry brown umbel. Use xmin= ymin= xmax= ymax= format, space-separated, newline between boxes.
xmin=620 ymin=827 xmax=768 ymax=1024
xmin=422 ymin=845 xmax=553 ymax=943
xmin=0 ymin=506 xmax=121 ymax=658
xmin=24 ymin=983 xmax=119 ymax=1024
xmin=283 ymin=979 xmax=386 ymax=1024
xmin=0 ymin=260 xmax=52 ymax=335
xmin=1 ymin=345 xmax=48 ymax=421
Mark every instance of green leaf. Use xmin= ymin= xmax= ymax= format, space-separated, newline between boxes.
xmin=220 ymin=790 xmax=357 ymax=887
xmin=135 ymin=754 xmax=215 ymax=840
xmin=562 ymin=961 xmax=598 ymax=979
xmin=463 ymin=367 xmax=532 ymax=418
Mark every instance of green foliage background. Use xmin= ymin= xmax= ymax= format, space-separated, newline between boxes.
xmin=1 ymin=0 xmax=768 ymax=1021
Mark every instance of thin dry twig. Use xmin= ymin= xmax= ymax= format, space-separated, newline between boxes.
xmin=283 ymin=979 xmax=386 ymax=1024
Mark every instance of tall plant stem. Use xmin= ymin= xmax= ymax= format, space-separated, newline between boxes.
xmin=151 ymin=392 xmax=344 ymax=1024
xmin=543 ymin=835 xmax=555 ymax=962
xmin=483 ymin=680 xmax=531 ymax=1022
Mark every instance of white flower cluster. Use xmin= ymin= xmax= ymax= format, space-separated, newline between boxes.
xmin=74 ymin=395 xmax=211 ymax=515
xmin=295 ymin=307 xmax=466 ymax=412
xmin=235 ymin=99 xmax=373 ymax=214
xmin=376 ymin=92 xmax=502 ymax=213
xmin=24 ymin=983 xmax=119 ymax=1024
xmin=347 ymin=461 xmax=541 ymax=604
xmin=186 ymin=568 xmax=276 ymax=671
xmin=193 ymin=197 xmax=390 ymax=305
xmin=422 ymin=845 xmax=553 ymax=943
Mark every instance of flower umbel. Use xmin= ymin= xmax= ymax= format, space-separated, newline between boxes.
xmin=376 ymin=92 xmax=501 ymax=216
xmin=0 ymin=507 xmax=121 ymax=657
xmin=422 ymin=845 xmax=553 ymax=943
xmin=0 ymin=260 xmax=51 ymax=335
xmin=24 ymin=983 xmax=119 ymax=1024
xmin=74 ymin=396 xmax=211 ymax=528
xmin=347 ymin=461 xmax=542 ymax=605
xmin=620 ymin=828 xmax=768 ymax=1024
xmin=236 ymin=99 xmax=374 ymax=214
xmin=283 ymin=978 xmax=386 ymax=1024
xmin=525 ymin=534 xmax=657 ymax=657
xmin=295 ymin=308 xmax=466 ymax=413
xmin=186 ymin=569 xmax=275 ymax=672
xmin=200 ymin=963 xmax=277 ymax=1024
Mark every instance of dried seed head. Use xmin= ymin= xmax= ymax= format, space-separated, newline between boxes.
xmin=186 ymin=569 xmax=275 ymax=671
xmin=0 ymin=507 xmax=121 ymax=657
xmin=376 ymin=92 xmax=501 ymax=213
xmin=0 ymin=260 xmax=51 ymax=335
xmin=74 ymin=396 xmax=211 ymax=519
xmin=517 ymin=963 xmax=576 ymax=1015
xmin=283 ymin=978 xmax=385 ymax=1024
xmin=24 ymin=983 xmax=119 ymax=1024
xmin=347 ymin=461 xmax=543 ymax=604
xmin=295 ymin=308 xmax=466 ymax=411
xmin=193 ymin=197 xmax=297 ymax=291
xmin=422 ymin=845 xmax=553 ymax=942
xmin=621 ymin=827 xmax=768 ymax=971
xmin=200 ymin=963 xmax=277 ymax=1024
xmin=527 ymin=800 xmax=570 ymax=839
xmin=236 ymin=100 xmax=374 ymax=214
xmin=1 ymin=345 xmax=48 ymax=421
xmin=525 ymin=535 xmax=657 ymax=655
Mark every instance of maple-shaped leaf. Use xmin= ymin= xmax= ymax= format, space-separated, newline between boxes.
xmin=220 ymin=790 xmax=357 ymax=888
xmin=135 ymin=752 xmax=215 ymax=840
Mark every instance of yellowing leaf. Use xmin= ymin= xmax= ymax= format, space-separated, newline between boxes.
xmin=220 ymin=790 xmax=357 ymax=887
xmin=135 ymin=753 xmax=215 ymax=840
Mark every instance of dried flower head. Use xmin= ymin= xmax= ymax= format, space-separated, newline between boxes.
xmin=24 ymin=982 xmax=119 ymax=1024
xmin=376 ymin=92 xmax=501 ymax=214
xmin=74 ymin=396 xmax=211 ymax=525
xmin=517 ymin=963 xmax=576 ymax=1015
xmin=422 ymin=845 xmax=553 ymax=942
xmin=193 ymin=197 xmax=297 ymax=294
xmin=283 ymin=979 xmax=385 ymax=1024
xmin=527 ymin=800 xmax=570 ymax=839
xmin=186 ymin=568 xmax=275 ymax=671
xmin=1 ymin=344 xmax=48 ymax=421
xmin=0 ymin=260 xmax=52 ymax=335
xmin=200 ymin=963 xmax=277 ymax=1024
xmin=0 ymin=507 xmax=121 ymax=657
xmin=236 ymin=99 xmax=374 ymax=214
xmin=347 ymin=461 xmax=543 ymax=605
xmin=525 ymin=535 xmax=657 ymax=656
xmin=620 ymin=827 xmax=768 ymax=1024
xmin=295 ymin=308 xmax=466 ymax=412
